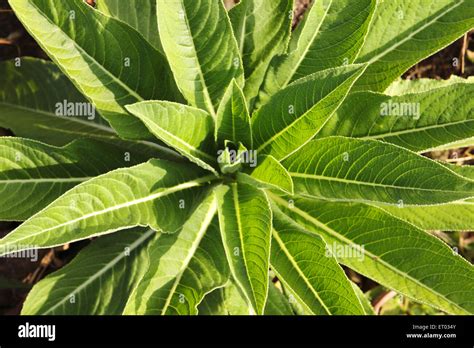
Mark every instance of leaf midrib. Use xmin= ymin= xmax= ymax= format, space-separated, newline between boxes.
xmin=0 ymin=102 xmax=114 ymax=133
xmin=360 ymin=119 xmax=474 ymax=141
xmin=0 ymin=177 xmax=92 ymax=184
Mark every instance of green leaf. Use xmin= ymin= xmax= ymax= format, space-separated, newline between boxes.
xmin=200 ymin=276 xmax=293 ymax=315
xmin=354 ymin=0 xmax=474 ymax=92
xmin=0 ymin=58 xmax=111 ymax=145
xmin=95 ymin=0 xmax=163 ymax=53
xmin=198 ymin=280 xmax=251 ymax=315
xmin=156 ymin=0 xmax=243 ymax=116
xmin=282 ymin=137 xmax=474 ymax=205
xmin=21 ymin=228 xmax=156 ymax=315
xmin=380 ymin=200 xmax=474 ymax=231
xmin=215 ymin=183 xmax=272 ymax=315
xmin=351 ymin=282 xmax=375 ymax=315
xmin=9 ymin=0 xmax=179 ymax=139
xmin=125 ymin=101 xmax=217 ymax=174
xmin=252 ymin=64 xmax=366 ymax=161
xmin=319 ymin=81 xmax=474 ymax=152
xmin=385 ymin=76 xmax=474 ymax=96
xmin=0 ymin=138 xmax=143 ymax=221
xmin=263 ymin=281 xmax=294 ymax=315
xmin=215 ymin=80 xmax=252 ymax=149
xmin=271 ymin=194 xmax=474 ymax=314
xmin=0 ymin=58 xmax=182 ymax=160
xmin=229 ymin=0 xmax=293 ymax=106
xmin=124 ymin=193 xmax=229 ymax=315
xmin=270 ymin=207 xmax=365 ymax=315
xmin=258 ymin=0 xmax=375 ymax=105
xmin=0 ymin=159 xmax=215 ymax=256
xmin=238 ymin=155 xmax=294 ymax=194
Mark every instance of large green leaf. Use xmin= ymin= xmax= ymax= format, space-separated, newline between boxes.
xmin=282 ymin=137 xmax=474 ymax=205
xmin=22 ymin=228 xmax=156 ymax=315
xmin=257 ymin=0 xmax=375 ymax=105
xmin=9 ymin=0 xmax=179 ymax=139
xmin=0 ymin=138 xmax=143 ymax=221
xmin=215 ymin=183 xmax=272 ymax=315
xmin=270 ymin=208 xmax=365 ymax=315
xmin=124 ymin=193 xmax=229 ymax=315
xmin=229 ymin=0 xmax=293 ymax=106
xmin=156 ymin=0 xmax=243 ymax=117
xmin=252 ymin=64 xmax=366 ymax=161
xmin=354 ymin=0 xmax=474 ymax=92
xmin=271 ymin=194 xmax=474 ymax=314
xmin=0 ymin=58 xmax=111 ymax=145
xmin=215 ymin=80 xmax=252 ymax=149
xmin=126 ymin=101 xmax=217 ymax=174
xmin=0 ymin=58 xmax=182 ymax=160
xmin=95 ymin=0 xmax=163 ymax=53
xmin=319 ymin=81 xmax=474 ymax=152
xmin=0 ymin=160 xmax=215 ymax=256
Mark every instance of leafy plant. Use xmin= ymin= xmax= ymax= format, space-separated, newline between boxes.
xmin=0 ymin=0 xmax=473 ymax=315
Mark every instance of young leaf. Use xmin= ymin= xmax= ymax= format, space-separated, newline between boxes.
xmin=258 ymin=0 xmax=375 ymax=105
xmin=354 ymin=0 xmax=474 ymax=92
xmin=156 ymin=0 xmax=243 ymax=117
xmin=238 ymin=155 xmax=294 ymax=194
xmin=270 ymin=208 xmax=365 ymax=315
xmin=9 ymin=0 xmax=180 ymax=139
xmin=124 ymin=194 xmax=229 ymax=315
xmin=0 ymin=138 xmax=143 ymax=221
xmin=319 ymin=81 xmax=474 ymax=152
xmin=95 ymin=0 xmax=163 ymax=53
xmin=215 ymin=183 xmax=272 ymax=315
xmin=215 ymin=80 xmax=252 ymax=149
xmin=252 ymin=64 xmax=366 ymax=161
xmin=125 ymin=101 xmax=217 ymax=174
xmin=229 ymin=0 xmax=293 ymax=105
xmin=21 ymin=228 xmax=156 ymax=315
xmin=282 ymin=137 xmax=474 ymax=205
xmin=271 ymin=194 xmax=474 ymax=314
xmin=0 ymin=160 xmax=215 ymax=256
